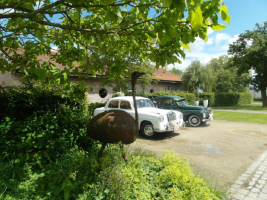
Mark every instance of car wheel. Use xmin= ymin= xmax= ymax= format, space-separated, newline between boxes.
xmin=188 ymin=115 xmax=201 ymax=127
xmin=141 ymin=122 xmax=156 ymax=138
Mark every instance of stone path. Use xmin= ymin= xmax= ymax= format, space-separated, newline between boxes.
xmin=229 ymin=150 xmax=267 ymax=200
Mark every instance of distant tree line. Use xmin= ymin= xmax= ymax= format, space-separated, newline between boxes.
xmin=169 ymin=55 xmax=251 ymax=94
xmin=168 ymin=21 xmax=267 ymax=107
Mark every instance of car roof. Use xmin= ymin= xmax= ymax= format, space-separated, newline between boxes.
xmin=154 ymin=96 xmax=185 ymax=101
xmin=109 ymin=96 xmax=149 ymax=101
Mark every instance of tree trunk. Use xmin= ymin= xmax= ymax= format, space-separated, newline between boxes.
xmin=261 ymin=88 xmax=267 ymax=107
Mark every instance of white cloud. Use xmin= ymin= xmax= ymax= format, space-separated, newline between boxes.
xmin=215 ymin=33 xmax=231 ymax=45
xmin=228 ymin=34 xmax=239 ymax=45
xmin=207 ymin=28 xmax=214 ymax=35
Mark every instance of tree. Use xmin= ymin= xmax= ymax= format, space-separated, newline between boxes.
xmin=0 ymin=0 xmax=230 ymax=98
xmin=181 ymin=60 xmax=202 ymax=93
xmin=228 ymin=22 xmax=267 ymax=106
xmin=168 ymin=67 xmax=182 ymax=77
xmin=182 ymin=55 xmax=250 ymax=93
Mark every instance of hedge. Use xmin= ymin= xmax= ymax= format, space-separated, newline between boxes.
xmin=200 ymin=92 xmax=252 ymax=106
xmin=0 ymin=84 xmax=98 ymax=167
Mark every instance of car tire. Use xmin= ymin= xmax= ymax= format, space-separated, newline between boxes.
xmin=141 ymin=122 xmax=156 ymax=138
xmin=188 ymin=115 xmax=201 ymax=127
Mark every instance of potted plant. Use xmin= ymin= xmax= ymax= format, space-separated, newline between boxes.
xmin=195 ymin=96 xmax=199 ymax=106
xmin=203 ymin=96 xmax=209 ymax=107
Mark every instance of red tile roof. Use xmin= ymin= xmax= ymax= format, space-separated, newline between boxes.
xmin=153 ymin=68 xmax=182 ymax=82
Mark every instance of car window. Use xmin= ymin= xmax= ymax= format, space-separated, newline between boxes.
xmin=120 ymin=101 xmax=131 ymax=109
xmin=155 ymin=99 xmax=162 ymax=105
xmin=163 ymin=99 xmax=173 ymax=105
xmin=136 ymin=99 xmax=155 ymax=108
xmin=175 ymin=100 xmax=187 ymax=106
xmin=108 ymin=101 xmax=119 ymax=108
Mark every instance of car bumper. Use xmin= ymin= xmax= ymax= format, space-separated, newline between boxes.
xmin=202 ymin=114 xmax=214 ymax=122
xmin=155 ymin=121 xmax=184 ymax=132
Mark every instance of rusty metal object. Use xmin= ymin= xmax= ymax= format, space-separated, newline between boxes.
xmin=87 ymin=110 xmax=138 ymax=144
xmin=87 ymin=71 xmax=145 ymax=161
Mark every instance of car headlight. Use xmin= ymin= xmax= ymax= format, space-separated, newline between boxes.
xmin=159 ymin=115 xmax=164 ymax=122
xmin=203 ymin=113 xmax=206 ymax=118
xmin=180 ymin=113 xmax=183 ymax=119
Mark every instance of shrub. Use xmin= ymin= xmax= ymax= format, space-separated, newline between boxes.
xmin=0 ymin=145 xmax=224 ymax=200
xmin=0 ymin=84 xmax=85 ymax=122
xmin=88 ymin=103 xmax=106 ymax=117
xmin=199 ymin=92 xmax=252 ymax=106
xmin=0 ymin=84 xmax=99 ymax=167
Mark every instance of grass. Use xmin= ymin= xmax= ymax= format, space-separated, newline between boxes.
xmin=211 ymin=103 xmax=267 ymax=112
xmin=213 ymin=111 xmax=267 ymax=124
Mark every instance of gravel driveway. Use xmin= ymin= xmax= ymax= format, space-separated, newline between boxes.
xmin=129 ymin=120 xmax=267 ymax=190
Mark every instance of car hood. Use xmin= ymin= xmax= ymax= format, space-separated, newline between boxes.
xmin=180 ymin=104 xmax=210 ymax=111
xmin=138 ymin=107 xmax=180 ymax=115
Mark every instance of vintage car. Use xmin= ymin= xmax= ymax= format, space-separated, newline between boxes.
xmin=93 ymin=96 xmax=184 ymax=138
xmin=152 ymin=96 xmax=213 ymax=127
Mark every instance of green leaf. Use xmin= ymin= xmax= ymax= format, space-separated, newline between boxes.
xmin=100 ymin=0 xmax=114 ymax=5
xmin=182 ymin=43 xmax=191 ymax=51
xmin=199 ymin=31 xmax=208 ymax=42
xmin=80 ymin=80 xmax=87 ymax=89
xmin=189 ymin=6 xmax=203 ymax=31
xmin=212 ymin=24 xmax=226 ymax=31
xmin=221 ymin=11 xmax=231 ymax=25
xmin=35 ymin=31 xmax=43 ymax=41
xmin=34 ymin=69 xmax=46 ymax=81
xmin=220 ymin=5 xmax=228 ymax=13
xmin=63 ymin=72 xmax=68 ymax=81
xmin=161 ymin=0 xmax=172 ymax=7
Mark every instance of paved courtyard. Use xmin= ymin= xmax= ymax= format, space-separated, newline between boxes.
xmin=229 ymin=150 xmax=267 ymax=200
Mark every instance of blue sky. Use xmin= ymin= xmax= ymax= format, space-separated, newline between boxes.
xmin=168 ymin=0 xmax=267 ymax=71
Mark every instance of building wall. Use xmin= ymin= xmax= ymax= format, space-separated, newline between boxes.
xmin=249 ymin=89 xmax=266 ymax=99
xmin=0 ymin=72 xmax=182 ymax=103
xmin=0 ymin=71 xmax=22 ymax=87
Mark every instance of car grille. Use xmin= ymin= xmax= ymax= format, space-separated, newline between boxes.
xmin=167 ymin=111 xmax=176 ymax=122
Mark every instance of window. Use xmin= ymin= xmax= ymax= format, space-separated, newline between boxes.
xmin=99 ymin=88 xmax=107 ymax=98
xmin=120 ymin=101 xmax=131 ymax=109
xmin=108 ymin=101 xmax=119 ymax=108
xmin=150 ymin=89 xmax=154 ymax=93
xmin=165 ymin=86 xmax=171 ymax=91
xmin=163 ymin=99 xmax=173 ymax=105
xmin=155 ymin=99 xmax=162 ymax=105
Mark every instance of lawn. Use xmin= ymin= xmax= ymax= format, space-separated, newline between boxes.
xmin=211 ymin=103 xmax=267 ymax=112
xmin=213 ymin=111 xmax=267 ymax=124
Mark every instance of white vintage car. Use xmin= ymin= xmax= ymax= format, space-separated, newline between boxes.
xmin=93 ymin=96 xmax=184 ymax=138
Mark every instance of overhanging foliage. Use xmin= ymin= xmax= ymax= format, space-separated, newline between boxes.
xmin=0 ymin=0 xmax=230 ymax=98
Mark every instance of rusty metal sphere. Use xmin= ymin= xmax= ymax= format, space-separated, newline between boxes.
xmin=87 ymin=110 xmax=139 ymax=144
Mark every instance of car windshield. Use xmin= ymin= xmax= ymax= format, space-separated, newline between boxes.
xmin=136 ymin=99 xmax=155 ymax=108
xmin=175 ymin=100 xmax=187 ymax=106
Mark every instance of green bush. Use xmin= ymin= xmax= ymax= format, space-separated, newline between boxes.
xmin=199 ymin=92 xmax=252 ymax=106
xmin=213 ymin=92 xmax=252 ymax=106
xmin=88 ymin=103 xmax=106 ymax=117
xmin=0 ymin=147 xmax=224 ymax=200
xmin=0 ymin=84 xmax=98 ymax=167
xmin=0 ymin=84 xmax=85 ymax=122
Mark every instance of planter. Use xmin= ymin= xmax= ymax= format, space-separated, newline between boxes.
xmin=194 ymin=101 xmax=199 ymax=106
xmin=203 ymin=100 xmax=208 ymax=107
